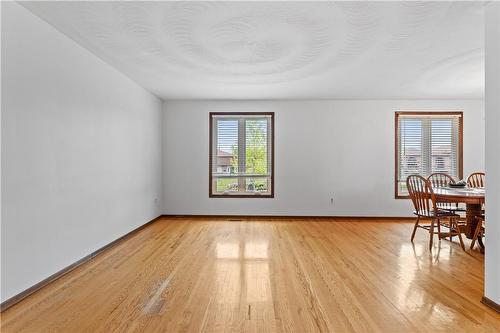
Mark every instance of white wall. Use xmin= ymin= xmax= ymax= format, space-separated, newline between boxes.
xmin=1 ymin=3 xmax=162 ymax=302
xmin=162 ymin=99 xmax=484 ymax=216
xmin=485 ymin=2 xmax=500 ymax=306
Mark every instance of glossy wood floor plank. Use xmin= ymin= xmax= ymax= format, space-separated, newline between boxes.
xmin=1 ymin=217 xmax=498 ymax=332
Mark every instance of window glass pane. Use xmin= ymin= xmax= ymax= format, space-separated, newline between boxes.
xmin=216 ymin=178 xmax=239 ymax=193
xmin=399 ymin=119 xmax=422 ymax=182
xmin=216 ymin=120 xmax=238 ymax=174
xmin=245 ymin=119 xmax=268 ymax=175
xmin=245 ymin=178 xmax=269 ymax=193
xmin=398 ymin=181 xmax=408 ymax=195
xmin=431 ymin=119 xmax=454 ymax=175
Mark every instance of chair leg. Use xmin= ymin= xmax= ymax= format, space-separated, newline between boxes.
xmin=449 ymin=220 xmax=453 ymax=241
xmin=454 ymin=220 xmax=465 ymax=251
xmin=437 ymin=218 xmax=441 ymax=239
xmin=470 ymin=225 xmax=477 ymax=250
xmin=429 ymin=218 xmax=435 ymax=250
xmin=470 ymin=220 xmax=483 ymax=250
xmin=411 ymin=216 xmax=420 ymax=242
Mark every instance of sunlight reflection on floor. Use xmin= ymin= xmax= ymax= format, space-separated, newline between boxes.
xmin=215 ymin=238 xmax=271 ymax=305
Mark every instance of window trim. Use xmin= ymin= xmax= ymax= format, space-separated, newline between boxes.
xmin=394 ymin=111 xmax=463 ymax=199
xmin=209 ymin=112 xmax=275 ymax=198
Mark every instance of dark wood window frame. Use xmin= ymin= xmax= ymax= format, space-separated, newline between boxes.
xmin=209 ymin=112 xmax=275 ymax=198
xmin=395 ymin=111 xmax=464 ymax=199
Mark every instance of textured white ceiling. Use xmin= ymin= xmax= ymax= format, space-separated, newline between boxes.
xmin=22 ymin=1 xmax=485 ymax=100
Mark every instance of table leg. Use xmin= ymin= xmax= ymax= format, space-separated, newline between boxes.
xmin=465 ymin=203 xmax=482 ymax=239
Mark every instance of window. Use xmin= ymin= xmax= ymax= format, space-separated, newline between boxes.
xmin=209 ymin=112 xmax=274 ymax=197
xmin=395 ymin=112 xmax=463 ymax=198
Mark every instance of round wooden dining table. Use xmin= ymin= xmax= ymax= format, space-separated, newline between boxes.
xmin=433 ymin=186 xmax=485 ymax=249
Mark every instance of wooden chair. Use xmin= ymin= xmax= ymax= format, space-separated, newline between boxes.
xmin=467 ymin=172 xmax=486 ymax=215
xmin=470 ymin=214 xmax=485 ymax=252
xmin=427 ymin=172 xmax=455 ymax=188
xmin=407 ymin=175 xmax=465 ymax=251
xmin=467 ymin=172 xmax=485 ymax=188
xmin=427 ymin=173 xmax=464 ymax=214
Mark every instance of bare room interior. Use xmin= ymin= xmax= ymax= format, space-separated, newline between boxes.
xmin=1 ymin=1 xmax=499 ymax=332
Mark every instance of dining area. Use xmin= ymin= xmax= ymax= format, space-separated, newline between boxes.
xmin=407 ymin=172 xmax=486 ymax=252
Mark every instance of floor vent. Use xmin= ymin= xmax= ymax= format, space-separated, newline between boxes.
xmin=228 ymin=219 xmax=243 ymax=222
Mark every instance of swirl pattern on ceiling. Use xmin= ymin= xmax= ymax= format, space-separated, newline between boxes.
xmin=22 ymin=1 xmax=484 ymax=99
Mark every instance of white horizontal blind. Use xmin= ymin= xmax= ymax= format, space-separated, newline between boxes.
xmin=397 ymin=113 xmax=461 ymax=196
xmin=211 ymin=114 xmax=273 ymax=196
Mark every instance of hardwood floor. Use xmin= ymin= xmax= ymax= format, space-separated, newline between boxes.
xmin=1 ymin=217 xmax=498 ymax=332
